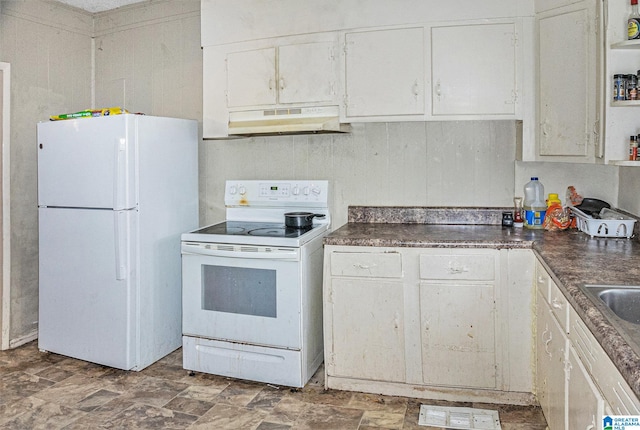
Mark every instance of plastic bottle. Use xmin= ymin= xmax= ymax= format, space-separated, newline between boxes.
xmin=546 ymin=193 xmax=561 ymax=207
xmin=523 ymin=177 xmax=546 ymax=229
xmin=630 ymin=0 xmax=640 ymax=40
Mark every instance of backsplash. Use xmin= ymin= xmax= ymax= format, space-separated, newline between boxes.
xmin=348 ymin=206 xmax=510 ymax=225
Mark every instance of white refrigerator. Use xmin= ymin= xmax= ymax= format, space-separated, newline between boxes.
xmin=37 ymin=114 xmax=198 ymax=370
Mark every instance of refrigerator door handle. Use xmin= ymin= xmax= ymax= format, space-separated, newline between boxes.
xmin=114 ymin=211 xmax=128 ymax=280
xmin=114 ymin=137 xmax=128 ymax=210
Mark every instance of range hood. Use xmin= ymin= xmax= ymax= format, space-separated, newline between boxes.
xmin=228 ymin=106 xmax=351 ymax=136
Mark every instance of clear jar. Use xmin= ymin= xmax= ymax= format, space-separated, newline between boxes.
xmin=614 ymin=74 xmax=627 ymax=101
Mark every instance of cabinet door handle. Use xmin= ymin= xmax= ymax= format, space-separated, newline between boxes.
xmin=544 ymin=327 xmax=552 ymax=356
xmin=279 ymin=78 xmax=285 ymax=90
xmin=541 ymin=120 xmax=551 ymax=138
xmin=551 ymin=298 xmax=563 ymax=310
xmin=268 ymin=78 xmax=274 ymax=90
xmin=393 ymin=312 xmax=400 ymax=330
xmin=413 ymin=80 xmax=420 ymax=97
xmin=435 ymin=80 xmax=442 ymax=100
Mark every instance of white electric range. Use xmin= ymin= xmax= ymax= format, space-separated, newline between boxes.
xmin=181 ymin=180 xmax=330 ymax=387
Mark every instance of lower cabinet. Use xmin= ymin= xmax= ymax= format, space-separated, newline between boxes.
xmin=323 ymin=245 xmax=534 ymax=404
xmin=536 ymin=289 xmax=567 ymax=430
xmin=418 ymin=249 xmax=499 ymax=389
xmin=535 ymin=258 xmax=635 ymax=430
xmin=420 ymin=282 xmax=496 ymax=388
xmin=329 ymin=277 xmax=406 ymax=382
xmin=324 ymin=246 xmax=640 ymax=421
xmin=567 ymin=347 xmax=603 ymax=430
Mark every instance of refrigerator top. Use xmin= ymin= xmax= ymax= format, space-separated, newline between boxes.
xmin=37 ymin=114 xmax=197 ymax=210
xmin=37 ymin=115 xmax=136 ymax=210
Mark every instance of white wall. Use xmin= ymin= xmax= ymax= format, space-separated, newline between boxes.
xmin=0 ymin=0 xmax=93 ymax=343
xmin=204 ymin=121 xmax=519 ymax=228
xmin=619 ymin=167 xmax=640 ymax=216
xmin=515 ymin=161 xmax=620 ymax=208
xmin=92 ymin=0 xmax=203 ymax=216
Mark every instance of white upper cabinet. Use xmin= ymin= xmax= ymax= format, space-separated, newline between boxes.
xmin=226 ymin=40 xmax=339 ymax=109
xmin=344 ymin=27 xmax=425 ymax=119
xmin=534 ymin=0 xmax=603 ymax=162
xmin=226 ymin=48 xmax=276 ymax=108
xmin=279 ymin=43 xmax=338 ymax=105
xmin=201 ymin=1 xmax=535 ymax=138
xmin=430 ymin=22 xmax=519 ymax=117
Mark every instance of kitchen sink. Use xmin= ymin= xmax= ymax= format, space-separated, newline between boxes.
xmin=583 ymin=285 xmax=640 ymax=325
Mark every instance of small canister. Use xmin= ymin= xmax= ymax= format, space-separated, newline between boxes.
xmin=614 ymin=74 xmax=627 ymax=101
xmin=502 ymin=211 xmax=514 ymax=227
xmin=629 ymin=74 xmax=638 ymax=100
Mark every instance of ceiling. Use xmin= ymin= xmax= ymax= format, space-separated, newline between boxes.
xmin=55 ymin=0 xmax=147 ymax=13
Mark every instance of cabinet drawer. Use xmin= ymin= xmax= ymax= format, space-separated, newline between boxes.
xmin=419 ymin=253 xmax=495 ymax=280
xmin=330 ymin=251 xmax=402 ymax=278
xmin=535 ymin=259 xmax=551 ymax=302
xmin=569 ymin=307 xmax=640 ymax=415
xmin=549 ymin=280 xmax=569 ymax=333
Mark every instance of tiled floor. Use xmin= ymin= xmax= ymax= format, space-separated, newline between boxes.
xmin=0 ymin=341 xmax=547 ymax=429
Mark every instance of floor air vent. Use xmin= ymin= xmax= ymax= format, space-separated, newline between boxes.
xmin=418 ymin=405 xmax=501 ymax=429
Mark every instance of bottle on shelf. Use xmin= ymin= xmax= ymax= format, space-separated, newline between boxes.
xmin=629 ymin=74 xmax=638 ymax=100
xmin=630 ymin=135 xmax=639 ymax=161
xmin=523 ymin=177 xmax=546 ymax=230
xmin=629 ymin=0 xmax=640 ymax=40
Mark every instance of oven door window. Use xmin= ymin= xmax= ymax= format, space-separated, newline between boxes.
xmin=202 ymin=265 xmax=276 ymax=318
xmin=182 ymin=252 xmax=302 ymax=349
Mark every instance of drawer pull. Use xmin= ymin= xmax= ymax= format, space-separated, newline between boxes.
xmin=353 ymin=263 xmax=376 ymax=270
xmin=448 ymin=265 xmax=469 ymax=275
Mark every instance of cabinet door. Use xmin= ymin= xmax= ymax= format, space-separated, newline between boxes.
xmin=567 ymin=347 xmax=604 ymax=430
xmin=536 ymin=291 xmax=568 ymax=430
xmin=345 ymin=27 xmax=425 ymax=117
xmin=278 ymin=41 xmax=337 ymax=105
xmin=431 ymin=23 xmax=517 ymax=116
xmin=537 ymin=1 xmax=600 ymax=160
xmin=226 ymin=48 xmax=277 ymax=108
xmin=420 ymin=282 xmax=497 ymax=389
xmin=328 ymin=278 xmax=406 ymax=383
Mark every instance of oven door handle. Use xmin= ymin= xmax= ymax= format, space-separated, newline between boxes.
xmin=181 ymin=243 xmax=300 ymax=260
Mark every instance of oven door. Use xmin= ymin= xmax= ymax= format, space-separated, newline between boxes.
xmin=181 ymin=242 xmax=302 ymax=349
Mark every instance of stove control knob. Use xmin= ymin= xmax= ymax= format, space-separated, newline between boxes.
xmin=229 ymin=185 xmax=237 ymax=195
xmin=311 ymin=186 xmax=321 ymax=195
xmin=239 ymin=186 xmax=246 ymax=195
xmin=292 ymin=185 xmax=300 ymax=196
xmin=303 ymin=186 xmax=310 ymax=195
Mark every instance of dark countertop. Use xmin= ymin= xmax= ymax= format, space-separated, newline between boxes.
xmin=324 ymin=206 xmax=640 ymax=399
